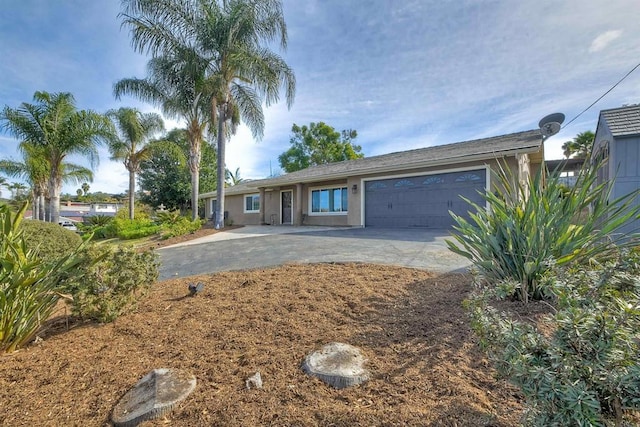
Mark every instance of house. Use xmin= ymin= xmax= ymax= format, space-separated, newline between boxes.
xmin=545 ymin=158 xmax=585 ymax=187
xmin=593 ymin=104 xmax=640 ymax=235
xmin=200 ymin=130 xmax=544 ymax=229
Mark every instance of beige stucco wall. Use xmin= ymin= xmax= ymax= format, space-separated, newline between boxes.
xmin=202 ymin=154 xmax=541 ymax=227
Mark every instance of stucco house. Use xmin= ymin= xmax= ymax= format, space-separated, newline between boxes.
xmin=593 ymin=104 xmax=640 ymax=235
xmin=200 ymin=129 xmax=544 ymax=229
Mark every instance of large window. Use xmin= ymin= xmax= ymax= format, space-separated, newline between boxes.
xmin=311 ymin=186 xmax=348 ymax=214
xmin=244 ymin=194 xmax=260 ymax=213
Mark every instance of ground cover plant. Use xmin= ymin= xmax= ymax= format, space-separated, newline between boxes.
xmin=0 ymin=264 xmax=526 ymax=426
xmin=466 ymin=255 xmax=640 ymax=426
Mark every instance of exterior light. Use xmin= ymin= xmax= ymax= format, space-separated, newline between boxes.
xmin=351 ymin=184 xmax=358 ymax=194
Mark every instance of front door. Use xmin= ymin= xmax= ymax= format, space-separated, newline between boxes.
xmin=281 ymin=190 xmax=293 ymax=224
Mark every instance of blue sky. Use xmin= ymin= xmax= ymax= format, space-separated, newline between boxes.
xmin=1 ymin=0 xmax=640 ymax=194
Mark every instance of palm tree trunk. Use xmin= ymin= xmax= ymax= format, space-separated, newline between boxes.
xmin=191 ymin=166 xmax=200 ymax=220
xmin=215 ymin=106 xmax=226 ymax=229
xmin=188 ymin=135 xmax=202 ymax=221
xmin=32 ymin=192 xmax=39 ymax=221
xmin=48 ymin=173 xmax=62 ymax=224
xmin=129 ymin=168 xmax=135 ymax=220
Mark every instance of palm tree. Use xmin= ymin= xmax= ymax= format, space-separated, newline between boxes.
xmin=119 ymin=0 xmax=295 ymax=228
xmin=0 ymin=148 xmax=92 ymax=220
xmin=107 ymin=107 xmax=164 ymax=219
xmin=562 ymin=131 xmax=595 ymax=159
xmin=114 ymin=55 xmax=210 ymax=220
xmin=225 ymin=167 xmax=244 ymax=186
xmin=81 ymin=182 xmax=90 ymax=196
xmin=0 ymin=91 xmax=113 ymax=224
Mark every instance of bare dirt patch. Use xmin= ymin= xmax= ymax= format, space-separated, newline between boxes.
xmin=0 ymin=263 xmax=524 ymax=426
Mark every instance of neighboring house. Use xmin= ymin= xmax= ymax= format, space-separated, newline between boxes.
xmin=593 ymin=104 xmax=640 ymax=235
xmin=26 ymin=201 xmax=123 ymax=222
xmin=546 ymin=158 xmax=585 ymax=188
xmin=201 ymin=130 xmax=544 ymax=229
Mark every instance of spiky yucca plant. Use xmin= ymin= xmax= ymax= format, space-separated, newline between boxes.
xmin=0 ymin=203 xmax=85 ymax=352
xmin=447 ymin=159 xmax=640 ymax=302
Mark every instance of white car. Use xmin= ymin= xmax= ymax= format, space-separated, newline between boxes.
xmin=59 ymin=220 xmax=78 ymax=232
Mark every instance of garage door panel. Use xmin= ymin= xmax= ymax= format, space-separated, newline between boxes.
xmin=364 ymin=170 xmax=486 ymax=228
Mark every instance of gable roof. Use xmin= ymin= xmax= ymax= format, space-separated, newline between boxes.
xmin=599 ymin=105 xmax=640 ymax=137
xmin=202 ymin=129 xmax=542 ymax=197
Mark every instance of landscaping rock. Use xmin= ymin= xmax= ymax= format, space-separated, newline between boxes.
xmin=245 ymin=371 xmax=263 ymax=389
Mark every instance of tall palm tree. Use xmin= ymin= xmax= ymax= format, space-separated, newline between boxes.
xmin=114 ymin=55 xmax=210 ymax=220
xmin=107 ymin=107 xmax=164 ymax=219
xmin=1 ymin=91 xmax=113 ymax=224
xmin=119 ymin=0 xmax=295 ymax=228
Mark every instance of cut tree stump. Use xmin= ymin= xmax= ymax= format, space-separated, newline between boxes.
xmin=302 ymin=342 xmax=370 ymax=389
xmin=111 ymin=368 xmax=196 ymax=427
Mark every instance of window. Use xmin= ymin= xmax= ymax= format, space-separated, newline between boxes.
xmin=310 ymin=187 xmax=348 ymax=214
xmin=244 ymin=194 xmax=260 ymax=213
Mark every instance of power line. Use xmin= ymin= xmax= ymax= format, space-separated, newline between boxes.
xmin=562 ymin=61 xmax=640 ymax=129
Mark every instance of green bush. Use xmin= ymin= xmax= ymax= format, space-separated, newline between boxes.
xmin=0 ymin=204 xmax=86 ymax=352
xmin=20 ymin=219 xmax=83 ymax=262
xmin=62 ymin=245 xmax=159 ymax=323
xmin=447 ymin=160 xmax=640 ymax=302
xmin=155 ymin=209 xmax=182 ymax=225
xmin=466 ymin=256 xmax=640 ymax=426
xmin=160 ymin=216 xmax=204 ymax=239
xmin=113 ymin=217 xmax=160 ymax=240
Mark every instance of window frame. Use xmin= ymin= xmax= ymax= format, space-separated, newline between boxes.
xmin=308 ymin=185 xmax=348 ymax=216
xmin=243 ymin=193 xmax=260 ymax=214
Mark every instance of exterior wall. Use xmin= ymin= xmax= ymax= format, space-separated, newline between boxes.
xmin=611 ymin=136 xmax=640 ymax=235
xmin=225 ymin=194 xmax=256 ymax=226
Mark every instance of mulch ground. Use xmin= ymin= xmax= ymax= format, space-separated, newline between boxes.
xmin=0 ymin=263 xmax=526 ymax=426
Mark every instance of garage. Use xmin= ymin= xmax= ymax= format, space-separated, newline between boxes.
xmin=364 ymin=169 xmax=486 ymax=228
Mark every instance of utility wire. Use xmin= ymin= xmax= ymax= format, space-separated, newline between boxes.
xmin=562 ymin=61 xmax=640 ymax=129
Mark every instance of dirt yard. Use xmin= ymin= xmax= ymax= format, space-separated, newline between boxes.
xmin=0 ymin=263 xmax=526 ymax=426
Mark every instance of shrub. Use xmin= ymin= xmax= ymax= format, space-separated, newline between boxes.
xmin=448 ymin=160 xmax=640 ymax=302
xmin=62 ymin=245 xmax=159 ymax=323
xmin=160 ymin=216 xmax=204 ymax=239
xmin=155 ymin=209 xmax=182 ymax=225
xmin=466 ymin=256 xmax=640 ymax=426
xmin=113 ymin=217 xmax=160 ymax=240
xmin=0 ymin=203 xmax=85 ymax=352
xmin=20 ymin=219 xmax=83 ymax=262
xmin=84 ymin=214 xmax=113 ymax=226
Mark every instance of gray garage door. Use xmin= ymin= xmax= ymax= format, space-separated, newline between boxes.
xmin=364 ymin=169 xmax=486 ymax=228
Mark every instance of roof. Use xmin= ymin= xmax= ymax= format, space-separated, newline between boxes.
xmin=202 ymin=129 xmax=543 ymax=198
xmin=599 ymin=105 xmax=640 ymax=137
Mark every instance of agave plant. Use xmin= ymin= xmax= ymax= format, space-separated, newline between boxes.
xmin=447 ymin=159 xmax=640 ymax=302
xmin=0 ymin=203 xmax=85 ymax=352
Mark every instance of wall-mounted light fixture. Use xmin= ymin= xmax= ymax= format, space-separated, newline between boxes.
xmin=351 ymin=184 xmax=358 ymax=194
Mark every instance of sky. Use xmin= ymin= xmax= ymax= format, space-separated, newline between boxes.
xmin=1 ymin=0 xmax=640 ymax=194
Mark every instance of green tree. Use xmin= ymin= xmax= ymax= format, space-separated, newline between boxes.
xmin=278 ymin=122 xmax=362 ymax=172
xmin=107 ymin=107 xmax=164 ymax=219
xmin=138 ymin=131 xmax=191 ymax=212
xmin=562 ymin=130 xmax=594 ymax=159
xmin=81 ymin=182 xmax=90 ymax=196
xmin=120 ymin=0 xmax=296 ymax=229
xmin=1 ymin=91 xmax=113 ymax=224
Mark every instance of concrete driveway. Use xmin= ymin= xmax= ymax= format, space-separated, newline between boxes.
xmin=158 ymin=226 xmax=470 ymax=280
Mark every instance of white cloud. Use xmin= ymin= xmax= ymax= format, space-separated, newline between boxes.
xmin=589 ymin=30 xmax=623 ymax=53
